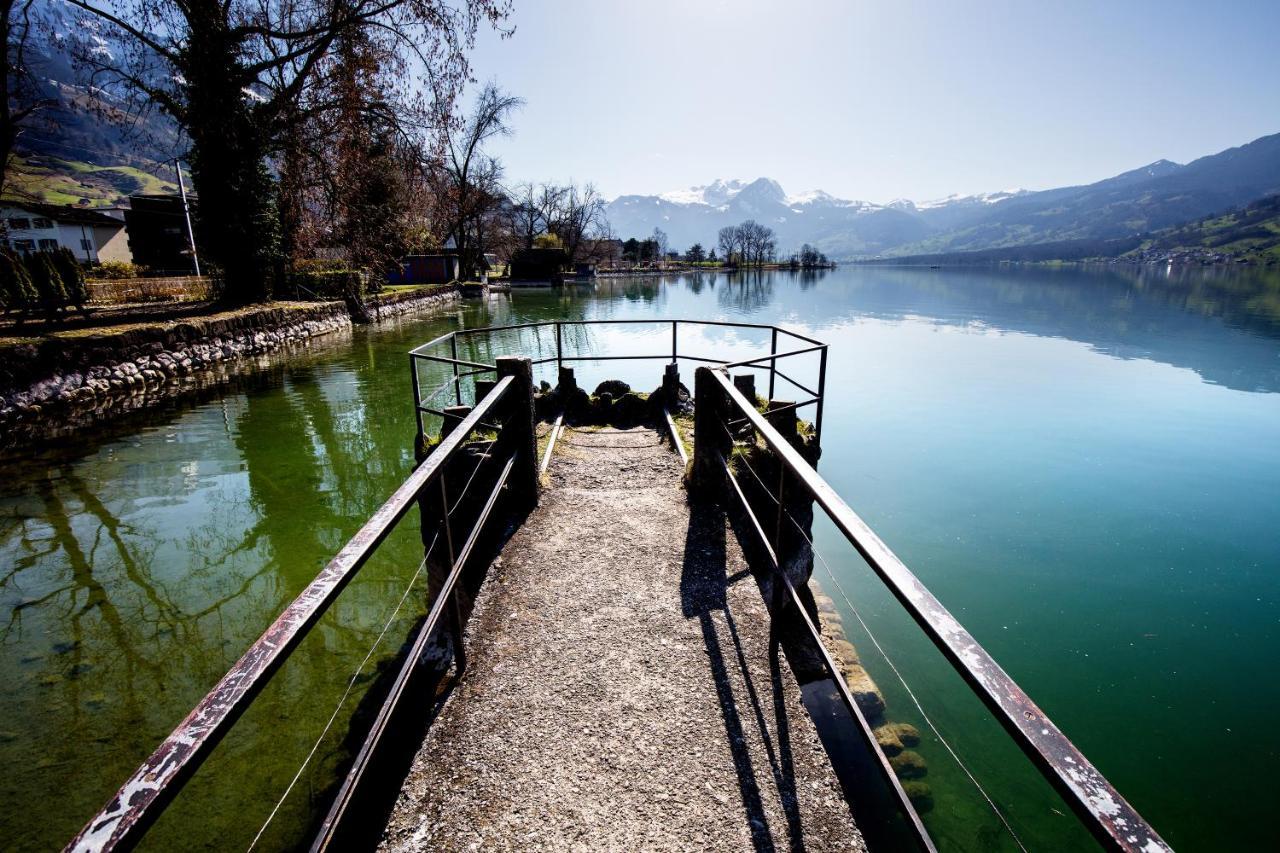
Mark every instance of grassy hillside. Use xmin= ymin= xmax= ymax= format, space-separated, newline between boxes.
xmin=1128 ymin=194 xmax=1280 ymax=262
xmin=7 ymin=155 xmax=178 ymax=207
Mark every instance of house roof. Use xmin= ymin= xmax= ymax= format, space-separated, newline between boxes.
xmin=2 ymin=200 xmax=127 ymax=228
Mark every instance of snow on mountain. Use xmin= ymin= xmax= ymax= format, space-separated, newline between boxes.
xmin=658 ymin=178 xmax=751 ymax=206
xmin=915 ymin=189 xmax=1029 ymax=210
xmin=650 ymin=179 xmax=1029 ymax=215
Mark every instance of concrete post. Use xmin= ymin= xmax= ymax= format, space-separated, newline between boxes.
xmin=557 ymin=365 xmax=578 ymax=395
xmin=497 ymin=356 xmax=539 ymax=510
xmin=690 ymin=366 xmax=729 ymax=498
xmin=475 ymin=378 xmax=497 ymax=404
xmin=733 ymin=373 xmax=756 ymax=405
xmin=662 ymin=363 xmax=680 ymax=402
xmin=765 ymin=401 xmax=798 ymax=445
xmin=439 ymin=405 xmax=472 ymax=441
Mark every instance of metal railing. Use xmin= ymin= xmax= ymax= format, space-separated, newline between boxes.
xmin=694 ymin=365 xmax=1171 ymax=853
xmin=409 ymin=319 xmax=829 ymax=445
xmin=67 ymin=363 xmax=538 ymax=852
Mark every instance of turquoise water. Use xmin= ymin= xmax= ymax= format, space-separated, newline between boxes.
xmin=1 ymin=266 xmax=1277 ymax=850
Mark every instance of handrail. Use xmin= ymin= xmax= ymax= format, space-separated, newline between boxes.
xmin=409 ymin=319 xmax=830 ymax=443
xmin=705 ymin=367 xmax=1171 ymax=853
xmin=67 ymin=377 xmax=517 ymax=853
xmin=718 ymin=449 xmax=934 ymax=852
xmin=312 ymin=453 xmax=518 ymax=850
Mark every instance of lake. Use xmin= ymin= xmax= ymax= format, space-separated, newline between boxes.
xmin=1 ymin=264 xmax=1277 ymax=851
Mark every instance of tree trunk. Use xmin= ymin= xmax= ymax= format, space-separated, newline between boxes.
xmin=182 ymin=23 xmax=281 ymax=305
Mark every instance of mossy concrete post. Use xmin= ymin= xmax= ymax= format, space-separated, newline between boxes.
xmin=439 ymin=405 xmax=472 ymax=441
xmin=691 ymin=366 xmax=729 ymax=499
xmin=497 ymin=356 xmax=539 ymax=510
xmin=662 ymin=363 xmax=680 ymax=403
xmin=557 ymin=365 xmax=578 ymax=395
xmin=765 ymin=398 xmax=818 ymax=593
xmin=765 ymin=400 xmax=798 ymax=442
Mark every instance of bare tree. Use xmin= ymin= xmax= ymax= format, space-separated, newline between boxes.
xmin=433 ymin=83 xmax=523 ymax=278
xmin=717 ymin=225 xmax=739 ymax=265
xmin=651 ymin=226 xmax=669 ymax=266
xmin=509 ymin=181 xmax=566 ymax=251
xmin=551 ymin=182 xmax=610 ymax=265
xmin=65 ymin=0 xmax=513 ymax=303
xmin=732 ymin=220 xmax=775 ymax=266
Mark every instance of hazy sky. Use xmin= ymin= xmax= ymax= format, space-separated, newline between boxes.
xmin=464 ymin=0 xmax=1280 ymax=203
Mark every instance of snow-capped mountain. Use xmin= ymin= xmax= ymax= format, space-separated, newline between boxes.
xmin=604 ymin=137 xmax=1280 ymax=260
xmin=605 ymin=176 xmax=1026 ymax=258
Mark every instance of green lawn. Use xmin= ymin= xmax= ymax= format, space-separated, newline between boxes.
xmin=7 ymin=155 xmax=178 ymax=207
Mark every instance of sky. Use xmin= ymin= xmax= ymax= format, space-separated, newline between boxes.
xmin=462 ymin=0 xmax=1280 ymax=204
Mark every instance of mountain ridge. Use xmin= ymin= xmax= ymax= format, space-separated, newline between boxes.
xmin=606 ymin=133 xmax=1280 ymax=259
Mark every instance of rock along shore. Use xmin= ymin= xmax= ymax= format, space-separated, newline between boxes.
xmin=0 ymin=285 xmax=461 ymax=447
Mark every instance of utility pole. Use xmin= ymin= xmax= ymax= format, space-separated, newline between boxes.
xmin=175 ymin=160 xmax=201 ymax=277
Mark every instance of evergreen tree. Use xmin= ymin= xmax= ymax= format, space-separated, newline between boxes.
xmin=0 ymin=248 xmax=37 ymax=315
xmin=52 ymin=248 xmax=88 ymax=309
xmin=26 ymin=251 xmax=68 ymax=318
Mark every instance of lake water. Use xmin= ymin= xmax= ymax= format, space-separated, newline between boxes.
xmin=1 ymin=265 xmax=1277 ymax=851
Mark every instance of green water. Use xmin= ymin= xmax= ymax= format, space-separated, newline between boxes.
xmin=1 ymin=266 xmax=1277 ymax=851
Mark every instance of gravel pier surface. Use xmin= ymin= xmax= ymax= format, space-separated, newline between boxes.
xmin=381 ymin=426 xmax=865 ymax=852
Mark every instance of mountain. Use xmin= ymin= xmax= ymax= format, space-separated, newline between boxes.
xmin=605 ymin=133 xmax=1280 ymax=260
xmin=8 ymin=1 xmax=184 ymax=205
xmin=608 ymin=177 xmax=947 ymax=257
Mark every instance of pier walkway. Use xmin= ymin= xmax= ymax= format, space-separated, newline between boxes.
xmin=380 ymin=426 xmax=864 ymax=852
xmin=69 ymin=325 xmax=1171 ymax=853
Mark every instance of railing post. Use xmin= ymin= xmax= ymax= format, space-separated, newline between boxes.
xmin=449 ymin=334 xmax=462 ymax=406
xmin=671 ymin=320 xmax=678 ymax=364
xmin=410 ymin=354 xmax=425 ymax=454
xmin=437 ymin=477 xmax=466 ymax=673
xmin=815 ymin=344 xmax=827 ymax=443
xmin=691 ymin=366 xmax=728 ymax=498
xmin=555 ymin=321 xmax=563 ymax=372
xmin=496 ymin=356 xmax=539 ymax=510
xmin=768 ymin=327 xmax=778 ymax=400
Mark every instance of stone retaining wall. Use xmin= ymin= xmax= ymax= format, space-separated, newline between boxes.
xmin=0 ymin=285 xmax=460 ymax=445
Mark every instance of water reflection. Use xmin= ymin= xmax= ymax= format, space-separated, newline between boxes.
xmin=0 ymin=265 xmax=1277 ymax=850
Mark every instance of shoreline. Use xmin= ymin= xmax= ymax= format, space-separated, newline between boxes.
xmin=0 ymin=285 xmax=462 ymax=449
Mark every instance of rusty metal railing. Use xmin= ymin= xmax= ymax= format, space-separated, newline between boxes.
xmin=409 ymin=319 xmax=828 ymax=446
xmin=695 ymin=365 xmax=1171 ymax=853
xmin=67 ymin=364 xmax=537 ymax=852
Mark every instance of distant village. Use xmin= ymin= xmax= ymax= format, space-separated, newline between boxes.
xmin=1 ymin=189 xmax=836 ymax=311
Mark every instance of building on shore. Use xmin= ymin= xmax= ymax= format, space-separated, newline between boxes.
xmin=510 ymin=247 xmax=570 ymax=281
xmin=387 ymin=254 xmax=462 ymax=285
xmin=124 ymin=194 xmax=200 ymax=273
xmin=1 ymin=201 xmax=132 ymax=263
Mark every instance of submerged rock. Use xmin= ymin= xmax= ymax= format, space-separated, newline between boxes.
xmin=880 ymin=721 xmax=921 ymax=747
xmin=874 ymin=724 xmax=906 ymax=757
xmin=889 ymin=749 xmax=928 ymax=780
xmin=841 ymin=662 xmax=886 ymax=721
xmin=902 ymin=780 xmax=934 ymax=811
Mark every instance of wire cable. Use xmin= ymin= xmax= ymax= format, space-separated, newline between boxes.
xmin=728 ymin=443 xmax=1028 ymax=852
xmin=246 ymin=530 xmax=440 ymax=851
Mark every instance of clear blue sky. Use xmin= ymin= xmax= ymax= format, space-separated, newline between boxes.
xmin=463 ymin=0 xmax=1280 ymax=203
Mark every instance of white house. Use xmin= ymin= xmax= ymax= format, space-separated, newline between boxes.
xmin=2 ymin=202 xmax=133 ymax=264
